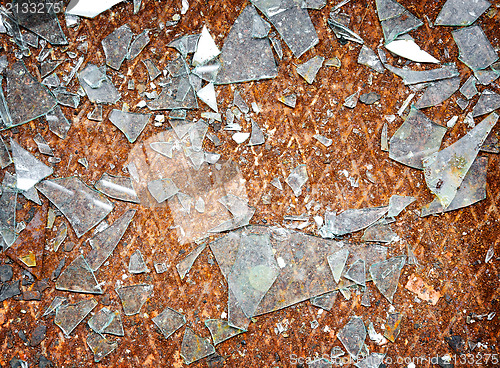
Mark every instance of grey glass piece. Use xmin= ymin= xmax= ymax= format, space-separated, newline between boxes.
xmin=327 ymin=248 xmax=349 ymax=283
xmin=176 ymin=243 xmax=206 ymax=280
xmin=0 ymin=188 xmax=16 ymax=237
xmin=296 ymin=56 xmax=324 ymax=84
xmin=452 ymin=26 xmax=498 ymax=71
xmin=481 ymin=130 xmax=499 ymax=153
xmin=147 ymin=75 xmax=198 ymax=110
xmin=343 ymin=90 xmax=359 ymax=108
xmin=167 ymin=56 xmax=189 ymax=77
xmin=78 ymin=64 xmax=121 ymax=104
xmin=344 ymin=259 xmax=365 ymax=286
xmin=415 ymin=76 xmax=461 ymax=109
xmin=103 ymin=311 xmax=124 ymax=336
xmin=95 ymin=173 xmax=139 ymax=203
xmin=36 ymin=177 xmax=114 ymax=238
xmin=285 ymin=164 xmax=308 ymax=196
xmin=128 ymin=250 xmax=148 ymax=274
xmin=314 ymin=134 xmax=332 ymax=147
xmin=228 ymin=288 xmax=251 ymax=330
xmin=381 ymin=10 xmax=423 ymax=43
xmin=193 ymin=59 xmax=221 ymax=83
xmin=359 ymin=92 xmax=381 ymax=105
xmin=85 ymin=209 xmax=136 ymax=271
xmin=133 ymin=0 xmax=141 ymax=13
xmin=86 ymin=332 xmax=118 ymax=362
xmin=249 ymin=120 xmax=265 ymax=146
xmin=152 ymin=306 xmax=186 ymax=339
xmin=384 ymin=312 xmax=402 ymax=342
xmin=389 ymin=107 xmax=447 ymax=169
xmin=375 ymin=0 xmax=406 ymax=21
xmin=53 ymin=88 xmax=80 ymax=108
xmin=46 ymin=106 xmax=72 ymax=139
xmin=88 ymin=307 xmax=115 ymax=334
xmin=320 ymin=206 xmax=388 ymax=237
xmin=278 ymin=94 xmax=297 ymax=108
xmin=472 ymin=90 xmax=500 ymax=118
xmin=233 ymin=90 xmax=250 ymax=114
xmin=358 ymin=45 xmax=385 ymax=73
xmin=369 ymin=255 xmax=406 ymax=303
xmin=127 ymin=30 xmax=150 ymax=60
xmin=33 ymin=134 xmax=54 ymax=156
xmin=337 ymin=316 xmax=367 ymax=359
xmin=181 ymin=327 xmax=215 ymax=365
xmin=0 ymin=75 xmax=13 ymax=130
xmin=10 ymin=138 xmax=53 ymax=191
xmin=252 ymin=13 xmax=271 ymax=38
xmin=385 ymin=63 xmax=459 ymax=85
xmin=270 ymin=36 xmax=283 ymax=59
xmin=80 ymin=64 xmax=107 ymax=89
xmin=42 ymin=296 xmax=66 ymax=317
xmin=142 ymin=59 xmax=161 ymax=81
xmin=474 ymin=68 xmax=500 ymax=85
xmin=310 ymin=291 xmax=338 ymax=311
xmin=205 ymin=319 xmax=244 ymax=345
xmin=0 ymin=136 xmax=12 ymax=168
xmin=102 ymin=24 xmax=133 ymax=70
xmin=456 ymin=98 xmax=469 ymax=110
xmin=328 ymin=12 xmax=364 ymax=44
xmin=423 ymin=113 xmax=497 ymax=207
xmin=88 ymin=105 xmax=103 ymax=121
xmin=387 ymin=195 xmax=416 ymax=217
xmin=361 ymin=288 xmax=371 ymax=307
xmin=308 ymin=358 xmax=332 ymax=368
xmin=435 ymin=0 xmax=491 ymax=26
xmin=460 ymin=75 xmax=478 ymax=100
xmin=53 ymin=222 xmax=68 ymax=252
xmin=40 ymin=59 xmax=62 ymax=78
xmin=355 ymin=353 xmax=386 ymax=368
xmin=54 ymin=298 xmax=97 ymax=336
xmin=381 ymin=123 xmax=389 ymax=152
xmin=55 ymin=255 xmax=103 ymax=294
xmin=41 ymin=73 xmax=61 ymax=88
xmin=115 ymin=284 xmax=153 ymax=316
xmin=147 ymin=178 xmax=179 ymax=203
xmin=150 ymin=141 xmax=176 ymax=158
xmin=108 ymin=109 xmax=151 ymax=143
xmin=3 ymin=61 xmax=57 ymax=129
xmin=302 ymin=0 xmax=326 ymax=9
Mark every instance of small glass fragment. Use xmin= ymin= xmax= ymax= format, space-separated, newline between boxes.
xmin=33 ymin=134 xmax=54 ymax=156
xmin=0 ymin=136 xmax=12 ymax=168
xmin=142 ymin=59 xmax=161 ymax=81
xmin=285 ymin=164 xmax=308 ymax=197
xmin=147 ymin=178 xmax=179 ymax=203
xmin=327 ymin=248 xmax=349 ymax=283
xmin=129 ymin=250 xmax=148 ymax=274
xmin=361 ymin=288 xmax=371 ymax=307
xmin=108 ymin=109 xmax=151 ymax=143
xmin=460 ymin=75 xmax=478 ymax=100
xmin=324 ymin=57 xmax=341 ymax=68
xmin=278 ymin=94 xmax=297 ymax=108
xmin=249 ymin=120 xmax=265 ymax=146
xmin=328 ymin=11 xmax=364 ymax=44
xmin=95 ymin=173 xmax=139 ymax=203
xmin=380 ymin=123 xmax=389 ymax=152
xmin=270 ymin=36 xmax=283 ymax=59
xmin=369 ymin=255 xmax=406 ymax=303
xmin=192 ymin=25 xmax=220 ymax=66
xmin=387 ymin=195 xmax=416 ymax=217
xmin=46 ymin=106 xmax=72 ymax=139
xmin=270 ymin=177 xmax=283 ymax=191
xmin=53 ymin=88 xmax=80 ymax=108
xmin=385 ymin=37 xmax=439 ymax=63
xmin=358 ymin=45 xmax=385 ymax=73
xmin=55 ymin=255 xmax=103 ymax=294
xmin=41 ymin=73 xmax=61 ymax=88
xmin=86 ymin=332 xmax=118 ymax=362
xmin=314 ymin=134 xmax=332 ymax=147
xmin=381 ymin=10 xmax=423 ymax=43
xmin=456 ymin=98 xmax=469 ymax=110
xmin=180 ymin=327 xmax=216 ymax=365
xmin=320 ymin=206 xmax=388 ymax=237
xmin=88 ymin=307 xmax=115 ymax=334
xmin=205 ymin=319 xmax=244 ymax=345
xmin=385 ymin=63 xmax=459 ymax=85
xmin=232 ymin=132 xmax=250 ymax=144
xmin=78 ymin=64 xmax=121 ymax=104
xmin=52 ymin=222 xmax=67 ymax=252
xmin=87 ymin=105 xmax=103 ymax=121
xmin=127 ymin=30 xmax=150 ymax=60
xmin=176 ymin=243 xmax=206 ymax=279
xmin=384 ymin=312 xmax=402 ymax=342
xmin=197 ymin=82 xmax=218 ymax=112
xmin=54 ymin=298 xmax=97 ymax=336
xmin=103 ymin=311 xmax=124 ymax=336
xmin=343 ymin=90 xmax=359 ymax=109
xmin=115 ymin=284 xmax=153 ymax=316
xmin=337 ymin=316 xmax=367 ymax=359
xmin=474 ymin=67 xmax=500 ymax=85
xmin=435 ymin=0 xmax=490 ymax=26
xmin=361 ymin=222 xmax=397 ymax=243
xmin=415 ymin=76 xmax=461 ymax=109
xmin=472 ymin=90 xmax=500 ymax=118
xmin=40 ymin=59 xmax=62 ymax=78
xmin=485 ymin=246 xmax=494 ymax=263
xmin=19 ymin=252 xmax=36 ymax=267
xmin=152 ymin=306 xmax=186 ymax=339
xmin=102 ymin=24 xmax=133 ymax=70
xmin=359 ymin=92 xmax=381 ymax=105
xmin=296 ymin=56 xmax=324 ymax=84
xmin=10 ymin=138 xmax=53 ymax=191
xmin=344 ymin=259 xmax=366 ymax=286
xmin=310 ymin=291 xmax=338 ymax=311
xmin=42 ymin=296 xmax=66 ymax=317
xmin=452 ymin=25 xmax=498 ymax=71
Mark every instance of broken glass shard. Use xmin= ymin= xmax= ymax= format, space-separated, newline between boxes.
xmin=108 ymin=109 xmax=151 ymax=143
xmin=375 ymin=0 xmax=406 ymax=21
xmin=95 ymin=173 xmax=139 ymax=203
xmin=327 ymin=248 xmax=349 ymax=283
xmin=193 ymin=59 xmax=220 ymax=83
xmin=128 ymin=250 xmax=148 ymax=274
xmin=249 ymin=120 xmax=265 ymax=146
xmin=302 ymin=0 xmax=326 ymax=9
xmin=344 ymin=259 xmax=366 ymax=286
xmin=314 ymin=134 xmax=332 ymax=147
xmin=320 ymin=206 xmax=388 ymax=237
xmin=53 ymin=222 xmax=67 ymax=252
xmin=270 ymin=36 xmax=283 ymax=59
xmin=457 ymin=98 xmax=469 ymax=110
xmin=460 ymin=75 xmax=478 ymax=100
xmin=46 ymin=106 xmax=72 ymax=139
xmin=278 ymin=94 xmax=297 ymax=108
xmin=176 ymin=243 xmax=206 ymax=280
xmin=40 ymin=59 xmax=62 ymax=78
xmin=103 ymin=311 xmax=124 ymax=336
xmin=148 ymin=75 xmax=198 ymax=110
xmin=54 ymin=298 xmax=97 ymax=336
xmin=285 ymin=164 xmax=308 ymax=196
xmin=423 ymin=113 xmax=498 ymax=207
xmin=85 ymin=209 xmax=135 ymax=271
xmin=270 ymin=177 xmax=283 ymax=190
xmin=0 ymin=136 xmax=12 ymax=168
xmin=472 ymin=90 xmax=500 ymax=118
xmin=10 ymin=138 xmax=53 ymax=191
xmin=328 ymin=11 xmax=364 ymax=44
xmin=452 ymin=25 xmax=498 ymax=71
xmin=197 ymin=82 xmax=218 ymax=112
xmin=150 ymin=141 xmax=176 ymax=159
xmin=86 ymin=332 xmax=118 ymax=362
xmin=115 ymin=284 xmax=153 ymax=316
xmin=358 ymin=45 xmax=385 ymax=73
xmin=337 ymin=316 xmax=367 ymax=359
xmin=369 ymin=255 xmax=406 ymax=303
xmin=33 ymin=134 xmax=54 ymax=156
xmin=233 ymin=90 xmax=250 ymax=114
xmin=205 ymin=319 xmax=244 ymax=345
xmin=147 ymin=178 xmax=179 ymax=203
xmin=41 ymin=73 xmax=61 ymax=88
xmin=381 ymin=123 xmax=389 ymax=151
xmin=310 ymin=291 xmax=338 ymax=311
xmin=142 ymin=59 xmax=161 ymax=81
xmin=343 ymin=90 xmax=359 ymax=109
xmin=387 ymin=195 xmax=416 ymax=217
xmin=53 ymin=88 xmax=80 ymax=108
xmin=228 ymin=288 xmax=251 ymax=330
xmin=384 ymin=312 xmax=402 ymax=342
xmin=55 ymin=255 xmax=103 ymax=294
xmin=88 ymin=307 xmax=115 ymax=334
xmin=192 ymin=25 xmax=220 ymax=66
xmin=359 ymin=92 xmax=381 ymax=105
xmin=66 ymin=0 xmax=125 ymax=18
xmin=78 ymin=64 xmax=121 ymax=104
xmin=152 ymin=306 xmax=186 ymax=339
xmin=42 ymin=296 xmax=66 ymax=317
xmin=435 ymin=0 xmax=491 ymax=26
xmin=389 ymin=107 xmax=447 ymax=169
xmin=102 ymin=24 xmax=132 ymax=69
xmin=88 ymin=105 xmax=103 ymax=121
xmin=385 ymin=63 xmax=459 ymax=85
xmin=481 ymin=131 xmax=499 ymax=153
xmin=381 ymin=11 xmax=423 ymax=43
xmin=233 ymin=132 xmax=250 ymax=144
xmin=181 ymin=327 xmax=215 ymax=365
xmin=385 ymin=38 xmax=440 ymax=63
xmin=296 ymin=56 xmax=324 ymax=84
xmin=127 ymin=30 xmax=150 ymax=60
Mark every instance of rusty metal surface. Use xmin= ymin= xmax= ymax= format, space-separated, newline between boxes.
xmin=0 ymin=0 xmax=499 ymax=367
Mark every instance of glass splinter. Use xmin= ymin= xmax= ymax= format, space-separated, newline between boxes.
xmin=176 ymin=243 xmax=206 ymax=280
xmin=52 ymin=222 xmax=67 ymax=252
xmin=385 ymin=37 xmax=440 ymax=64
xmin=452 ymin=25 xmax=498 ymax=71
xmin=435 ymin=0 xmax=490 ymax=26
xmin=286 ymin=164 xmax=308 ymax=197
xmin=88 ymin=307 xmax=115 ymax=334
xmin=54 ymin=298 xmax=97 ymax=336
xmin=337 ymin=316 xmax=367 ymax=359
xmin=152 ymin=306 xmax=186 ymax=339
xmin=387 ymin=195 xmax=416 ymax=217
xmin=86 ymin=332 xmax=118 ymax=362
xmin=78 ymin=64 xmax=121 ymax=105
xmin=310 ymin=291 xmax=338 ymax=311
xmin=33 ymin=133 xmax=54 ymax=156
xmin=108 ymin=109 xmax=151 ymax=143
xmin=42 ymin=296 xmax=66 ymax=317
xmin=102 ymin=24 xmax=133 ymax=70
xmin=343 ymin=90 xmax=359 ymax=109
xmin=36 ymin=177 xmax=114 ymax=238
xmin=344 ymin=259 xmax=366 ymax=286
xmin=314 ymin=134 xmax=332 ymax=147
xmin=147 ymin=178 xmax=179 ymax=203
xmin=180 ymin=327 xmax=216 ymax=365
xmin=296 ymin=56 xmax=324 ymax=84
xmin=369 ymin=255 xmax=406 ymax=303
xmin=205 ymin=319 xmax=244 ymax=345
xmin=358 ymin=45 xmax=385 ymax=73
xmin=115 ymin=284 xmax=153 ymax=316
xmin=103 ymin=310 xmax=124 ymax=336
xmin=472 ymin=90 xmax=500 ymax=118
xmin=10 ymin=138 xmax=53 ymax=191
xmin=129 ymin=250 xmax=148 ymax=274
xmin=55 ymin=255 xmax=103 ymax=294
xmin=385 ymin=63 xmax=459 ymax=85
xmin=278 ymin=94 xmax=297 ymax=108
xmin=46 ymin=106 xmax=72 ymax=139
xmin=381 ymin=123 xmax=389 ymax=152
xmin=328 ymin=12 xmax=364 ymax=44
xmin=327 ymin=248 xmax=349 ymax=283
xmin=319 ymin=206 xmax=388 ymax=237
xmin=414 ymin=76 xmax=461 ymax=109
xmin=94 ymin=173 xmax=140 ymax=203
xmin=384 ymin=312 xmax=402 ymax=342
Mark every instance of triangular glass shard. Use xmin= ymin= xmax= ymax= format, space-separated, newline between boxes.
xmin=66 ymin=0 xmax=125 ymax=18
xmin=33 ymin=133 xmax=54 ymax=156
xmin=52 ymin=222 xmax=68 ymax=252
xmin=310 ymin=291 xmax=338 ymax=311
xmin=128 ymin=250 xmax=148 ymax=274
xmin=54 ymin=298 xmax=97 ymax=336
xmin=108 ymin=109 xmax=151 ymax=143
xmin=176 ymin=243 xmax=206 ymax=280
xmin=387 ymin=195 xmax=416 ymax=217
xmin=343 ymin=90 xmax=359 ymax=108
xmin=285 ymin=164 xmax=308 ymax=197
xmin=88 ymin=307 xmax=115 ymax=334
xmin=0 ymin=136 xmax=12 ymax=168
xmin=385 ymin=63 xmax=459 ymax=85
xmin=233 ymin=90 xmax=250 ymax=114
xmin=375 ymin=0 xmax=406 ymax=21
xmin=55 ymin=255 xmax=103 ymax=294
xmin=205 ymin=319 xmax=244 ymax=345
xmin=423 ymin=113 xmax=498 ymax=207
xmin=3 ymin=61 xmax=57 ymax=129
xmin=435 ymin=0 xmax=491 ymax=26
xmin=344 ymin=259 xmax=366 ymax=286
xmin=414 ymin=76 xmax=461 ymax=109
xmin=358 ymin=45 xmax=385 ymax=73
xmin=40 ymin=59 xmax=63 ymax=78
xmin=22 ymin=185 xmax=42 ymax=205
xmin=270 ymin=177 xmax=283 ymax=190
xmin=381 ymin=11 xmax=423 ymax=43
xmin=168 ymin=33 xmax=200 ymax=58
xmin=319 ymin=206 xmax=388 ymax=237
xmin=102 ymin=24 xmax=133 ymax=70
xmin=102 ymin=311 xmax=124 ymax=336
xmin=472 ymin=90 xmax=500 ymax=118
xmin=85 ymin=209 xmax=136 ymax=271
xmin=385 ymin=38 xmax=440 ymax=64
xmin=389 ymin=107 xmax=447 ymax=169
xmin=152 ymin=306 xmax=186 ymax=339
xmin=115 ymin=284 xmax=153 ymax=316
xmin=460 ymin=76 xmax=478 ymax=100
xmin=86 ymin=332 xmax=118 ymax=362
xmin=95 ymin=173 xmax=139 ymax=203
xmin=452 ymin=25 xmax=498 ymax=71
xmin=150 ymin=140 xmax=177 ymax=158
xmin=142 ymin=59 xmax=161 ymax=81
xmin=10 ymin=138 xmax=53 ymax=191
xmin=41 ymin=73 xmax=61 ymax=88
xmin=181 ymin=327 xmax=216 ymax=365
xmin=127 ymin=30 xmax=150 ymax=60
xmin=327 ymin=248 xmax=349 ymax=283
xmin=278 ymin=94 xmax=297 ymax=108
xmin=46 ymin=106 xmax=72 ymax=139
xmin=42 ymin=296 xmax=66 ymax=317
xmin=248 ymin=120 xmax=265 ymax=146
xmin=369 ymin=255 xmax=406 ymax=303
xmin=192 ymin=25 xmax=220 ymax=66
xmin=147 ymin=178 xmax=179 ymax=203
xmin=337 ymin=316 xmax=367 ymax=359
xmin=296 ymin=56 xmax=324 ymax=84
xmin=78 ymin=64 xmax=121 ymax=104
xmin=88 ymin=105 xmax=103 ymax=121
xmin=197 ymin=82 xmax=218 ymax=112
xmin=36 ymin=177 xmax=114 ymax=238
xmin=384 ymin=312 xmax=402 ymax=342
xmin=355 ymin=353 xmax=386 ymax=368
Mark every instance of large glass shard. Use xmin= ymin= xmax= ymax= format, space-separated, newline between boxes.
xmin=435 ymin=0 xmax=490 ymax=26
xmin=215 ymin=5 xmax=277 ymax=84
xmin=86 ymin=332 xmax=118 ymax=362
xmin=385 ymin=63 xmax=459 ymax=85
xmin=108 ymin=109 xmax=151 ymax=143
xmin=472 ymin=90 xmax=500 ymax=118
xmin=102 ymin=24 xmax=133 ymax=70
xmin=385 ymin=37 xmax=439 ymax=64
xmin=0 ymin=136 xmax=12 ymax=168
xmin=369 ymin=255 xmax=406 ymax=303
xmin=55 ymin=255 xmax=103 ymax=294
xmin=152 ymin=306 xmax=186 ymax=339
xmin=88 ymin=307 xmax=115 ymax=334
xmin=452 ymin=26 xmax=498 ymax=71
xmin=46 ymin=106 xmax=72 ymax=139
xmin=85 ymin=209 xmax=136 ymax=271
xmin=78 ymin=64 xmax=121 ymax=104
xmin=227 ymin=232 xmax=279 ymax=317
xmin=103 ymin=311 xmax=124 ymax=336
xmin=357 ymin=45 xmax=385 ymax=73
xmin=310 ymin=291 xmax=338 ymax=311
xmin=344 ymin=259 xmax=366 ymax=286
xmin=381 ymin=11 xmax=423 ymax=43
xmin=147 ymin=75 xmax=198 ymax=110
xmin=460 ymin=75 xmax=478 ymax=100
xmin=54 ymin=298 xmax=97 ymax=336
xmin=328 ymin=11 xmax=364 ymax=44
xmin=36 ymin=177 xmax=114 ymax=238
xmin=362 ymin=222 xmax=397 ymax=243
xmin=115 ymin=284 xmax=153 ymax=316
xmin=337 ymin=316 xmax=367 ymax=359
xmin=66 ymin=0 xmax=125 ymax=18
xmin=205 ymin=319 xmax=244 ymax=345
xmin=297 ymin=56 xmax=324 ymax=84
xmin=285 ymin=164 xmax=308 ymax=197
xmin=3 ymin=61 xmax=57 ymax=129
xmin=387 ymin=195 xmax=416 ymax=217
xmin=147 ymin=178 xmax=179 ymax=203
xmin=127 ymin=30 xmax=150 ymax=60
xmin=319 ymin=206 xmax=388 ymax=237
xmin=192 ymin=25 xmax=220 ymax=66
xmin=94 ymin=173 xmax=139 ymax=203
xmin=423 ymin=113 xmax=498 ymax=207
xmin=415 ymin=76 xmax=461 ymax=109
xmin=327 ymin=248 xmax=349 ymax=283
xmin=181 ymin=328 xmax=215 ymax=365
xmin=176 ymin=243 xmax=206 ymax=280
xmin=10 ymin=138 xmax=53 ymax=191
xmin=251 ymin=0 xmax=318 ymax=58
xmin=389 ymin=107 xmax=447 ymax=169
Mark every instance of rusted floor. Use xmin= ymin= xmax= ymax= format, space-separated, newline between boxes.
xmin=0 ymin=0 xmax=499 ymax=367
